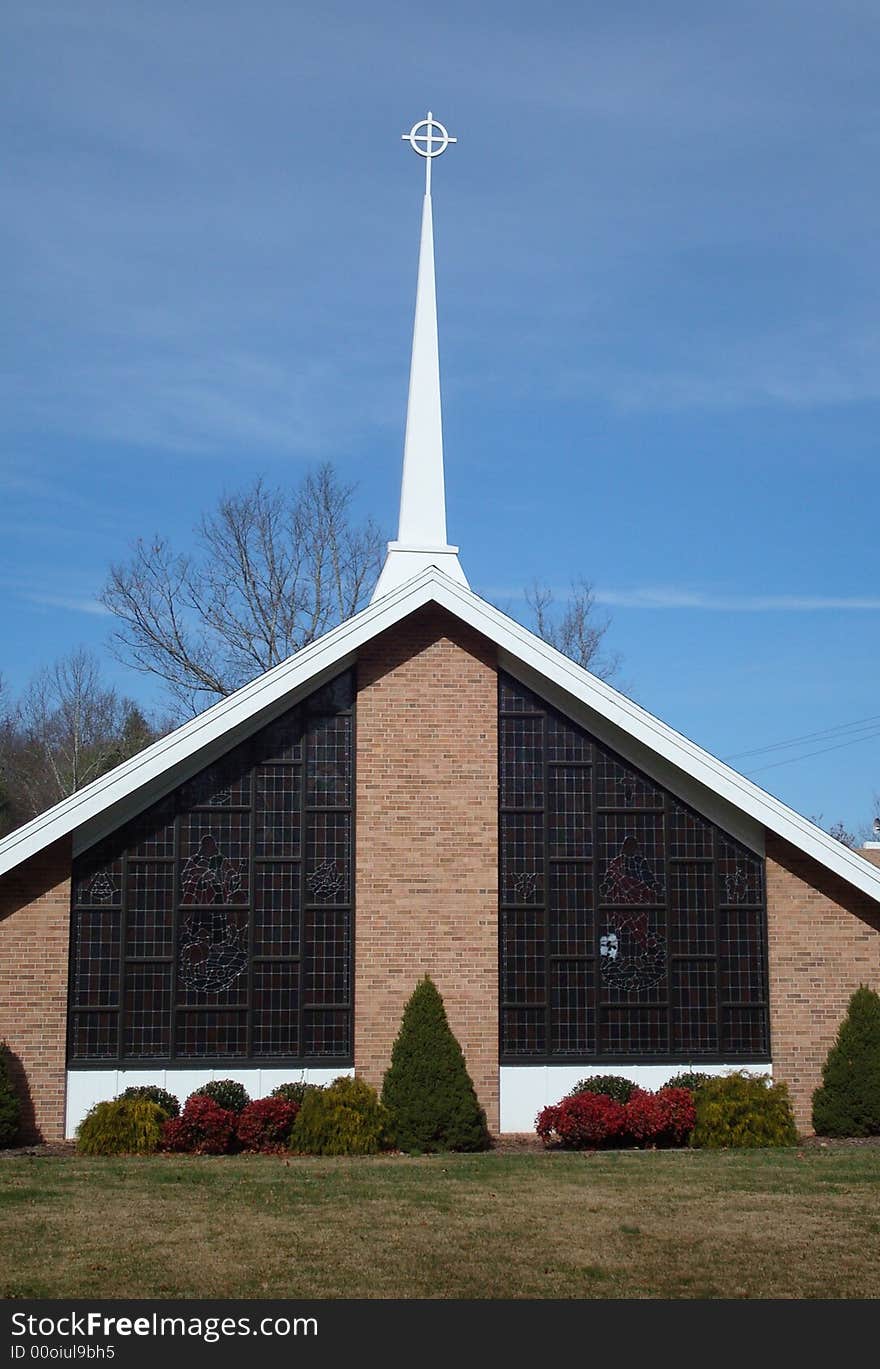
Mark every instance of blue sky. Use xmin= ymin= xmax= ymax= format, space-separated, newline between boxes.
xmin=2 ymin=0 xmax=878 ymax=832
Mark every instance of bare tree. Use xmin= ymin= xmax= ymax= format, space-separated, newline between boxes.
xmin=813 ymin=812 xmax=878 ymax=850
xmin=0 ymin=675 xmax=24 ymax=835
xmin=524 ymin=579 xmax=621 ymax=680
xmin=1 ymin=649 xmax=161 ymax=827
xmin=102 ymin=465 xmax=384 ymax=713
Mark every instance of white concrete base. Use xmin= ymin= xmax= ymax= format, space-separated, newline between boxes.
xmin=372 ymin=544 xmax=468 ymax=599
xmin=499 ymin=1063 xmax=772 ymax=1133
xmin=64 ymin=1066 xmax=352 ymax=1139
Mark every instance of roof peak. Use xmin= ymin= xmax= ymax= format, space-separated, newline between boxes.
xmin=372 ymin=115 xmax=467 ymax=602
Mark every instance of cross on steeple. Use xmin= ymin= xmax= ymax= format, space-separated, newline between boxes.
xmin=371 ymin=113 xmax=468 ymax=601
xmin=402 ymin=111 xmax=458 ymax=194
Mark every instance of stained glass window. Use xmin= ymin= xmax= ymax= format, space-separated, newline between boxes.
xmin=499 ymin=672 xmax=769 ymax=1062
xmin=69 ymin=672 xmax=354 ymax=1065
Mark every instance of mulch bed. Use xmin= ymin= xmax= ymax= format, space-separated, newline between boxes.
xmin=2 ymin=1134 xmax=879 ymax=1159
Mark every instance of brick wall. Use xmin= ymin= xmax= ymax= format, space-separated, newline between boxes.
xmin=355 ymin=605 xmax=499 ymax=1129
xmin=766 ymin=833 xmax=880 ymax=1130
xmin=0 ymin=838 xmax=72 ymax=1142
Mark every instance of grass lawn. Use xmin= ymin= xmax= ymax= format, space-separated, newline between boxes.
xmin=2 ymin=1147 xmax=879 ymax=1299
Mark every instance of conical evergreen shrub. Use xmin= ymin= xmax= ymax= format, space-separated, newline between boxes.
xmin=812 ymin=985 xmax=880 ymax=1137
xmin=0 ymin=1043 xmax=21 ymax=1148
xmin=381 ymin=976 xmax=490 ymax=1153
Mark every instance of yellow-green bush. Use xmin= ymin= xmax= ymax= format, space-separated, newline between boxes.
xmin=76 ymin=1098 xmax=167 ymax=1155
xmin=691 ymin=1072 xmax=798 ymax=1149
xmin=289 ymin=1076 xmax=390 ymax=1155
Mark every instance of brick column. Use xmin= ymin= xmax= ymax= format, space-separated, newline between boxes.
xmin=355 ymin=606 xmax=499 ymax=1130
xmin=766 ymin=834 xmax=880 ymax=1130
xmin=0 ymin=837 xmax=72 ymax=1142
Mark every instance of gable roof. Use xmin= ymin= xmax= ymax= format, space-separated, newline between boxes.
xmin=2 ymin=566 xmax=879 ymax=904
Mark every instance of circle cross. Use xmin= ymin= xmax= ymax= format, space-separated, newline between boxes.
xmin=402 ymin=111 xmax=457 ymax=193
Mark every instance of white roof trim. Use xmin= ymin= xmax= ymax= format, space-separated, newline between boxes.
xmin=2 ymin=567 xmax=879 ymax=906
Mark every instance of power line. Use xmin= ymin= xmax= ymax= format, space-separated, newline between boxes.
xmin=724 ymin=713 xmax=880 ymax=762
xmin=745 ymin=727 xmax=880 ymax=777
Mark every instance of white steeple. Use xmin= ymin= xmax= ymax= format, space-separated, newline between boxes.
xmin=371 ymin=113 xmax=468 ymax=601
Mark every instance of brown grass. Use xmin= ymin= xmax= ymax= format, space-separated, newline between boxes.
xmin=2 ymin=1147 xmax=879 ymax=1299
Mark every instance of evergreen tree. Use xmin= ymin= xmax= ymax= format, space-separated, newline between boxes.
xmin=0 ymin=1043 xmax=21 ymax=1148
xmin=381 ymin=976 xmax=490 ymax=1153
xmin=812 ymin=985 xmax=880 ymax=1137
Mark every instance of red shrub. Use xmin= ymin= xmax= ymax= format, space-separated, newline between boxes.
xmin=622 ymin=1087 xmax=696 ymax=1147
xmin=236 ymin=1098 xmax=299 ymax=1153
xmin=654 ymin=1086 xmax=697 ymax=1145
xmin=162 ymin=1095 xmax=236 ymax=1155
xmin=536 ymin=1091 xmax=626 ymax=1147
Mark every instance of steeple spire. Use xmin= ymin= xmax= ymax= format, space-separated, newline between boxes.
xmin=371 ymin=113 xmax=468 ymax=601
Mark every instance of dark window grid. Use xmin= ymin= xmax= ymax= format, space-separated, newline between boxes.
xmin=255 ymin=765 xmax=302 ymax=860
xmin=70 ymin=675 xmax=355 ymax=1067
xmin=125 ymin=863 xmax=175 ymax=958
xmin=722 ymin=1006 xmax=769 ymax=1055
xmin=72 ymin=862 xmax=123 ymax=909
xmin=254 ymin=866 xmax=300 ymax=957
xmin=69 ymin=1012 xmax=119 ymax=1060
xmin=124 ymin=964 xmax=172 ymax=1057
xmin=303 ymin=1008 xmax=351 ymax=1056
xmin=594 ymin=750 xmax=663 ymax=810
xmin=713 ymin=831 xmax=770 ymax=1048
xmin=551 ymin=960 xmax=595 ymax=1055
xmin=548 ymin=767 xmax=592 ymax=859
xmin=500 ymin=715 xmax=544 ymax=809
xmin=549 ymin=912 xmax=593 ymax=958
xmin=107 ymin=856 xmax=176 ymax=867
xmin=499 ymin=673 xmax=771 ymax=1064
xmin=498 ymin=675 xmax=545 ymax=713
xmin=668 ymin=802 xmax=714 ymax=860
xmin=545 ymin=715 xmax=592 ymax=764
xmin=303 ymin=909 xmax=352 ymax=1007
xmin=175 ymin=1010 xmax=249 ymax=1059
xmin=307 ymin=718 xmax=352 ymax=808
xmin=71 ymin=909 xmax=121 ymax=1011
xmin=501 ymin=1007 xmax=546 ymax=1056
xmin=594 ymin=806 xmax=667 ymax=816
xmin=500 ymin=908 xmax=545 ymax=1006
xmin=252 ymin=962 xmax=300 ymax=1056
xmin=600 ymin=1005 xmax=668 ymax=1055
xmin=668 ymin=866 xmax=716 ymax=956
xmin=596 ymin=898 xmax=667 ymax=909
xmin=188 ymin=804 xmax=251 ymax=813
xmin=499 ymin=811 xmax=545 ymax=903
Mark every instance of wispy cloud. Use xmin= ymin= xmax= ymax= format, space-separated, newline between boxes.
xmin=483 ymin=584 xmax=880 ymax=612
xmin=592 ymin=588 xmax=880 ymax=611
xmin=22 ymin=592 xmax=110 ymax=617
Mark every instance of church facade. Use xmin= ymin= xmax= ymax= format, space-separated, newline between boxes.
xmin=1 ymin=116 xmax=879 ymax=1141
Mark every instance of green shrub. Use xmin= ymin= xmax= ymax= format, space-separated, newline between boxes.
xmin=271 ymin=1081 xmax=323 ymax=1106
xmin=76 ymin=1098 xmax=166 ymax=1155
xmin=189 ymin=1079 xmax=250 ymax=1114
xmin=381 ymin=977 xmax=490 ymax=1153
xmin=812 ymin=985 xmax=880 ymax=1137
xmin=570 ymin=1075 xmax=635 ymax=1104
xmin=290 ymin=1076 xmax=389 ymax=1155
xmin=117 ymin=1085 xmax=179 ymax=1118
xmin=691 ymin=1073 xmax=798 ymax=1149
xmin=665 ymin=1071 xmax=713 ymax=1094
xmin=0 ymin=1043 xmax=21 ymax=1148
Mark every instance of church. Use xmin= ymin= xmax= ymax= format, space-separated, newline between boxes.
xmin=1 ymin=115 xmax=879 ymax=1143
